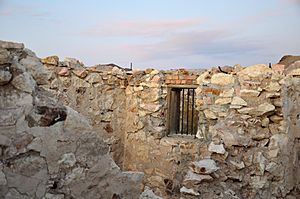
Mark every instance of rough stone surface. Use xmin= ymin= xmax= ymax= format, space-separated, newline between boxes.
xmin=1 ymin=40 xmax=300 ymax=199
xmin=0 ymin=41 xmax=143 ymax=199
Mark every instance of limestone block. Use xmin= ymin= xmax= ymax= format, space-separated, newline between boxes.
xmin=190 ymin=159 xmax=219 ymax=174
xmin=57 ymin=68 xmax=70 ymax=76
xmin=64 ymin=107 xmax=92 ymax=130
xmin=180 ymin=186 xmax=200 ymax=196
xmin=0 ymin=40 xmax=24 ymax=49
xmin=0 ymin=67 xmax=12 ymax=85
xmin=261 ymin=117 xmax=270 ymax=127
xmin=73 ymin=69 xmax=88 ymax=79
xmin=250 ymin=176 xmax=268 ymax=189
xmin=41 ymin=56 xmax=59 ymax=66
xmin=0 ymin=169 xmax=7 ymax=186
xmin=229 ymin=160 xmax=245 ymax=170
xmin=203 ymin=109 xmax=217 ymax=119
xmin=183 ymin=170 xmax=213 ymax=185
xmin=240 ymin=89 xmax=260 ymax=97
xmin=215 ymin=97 xmax=232 ymax=105
xmin=231 ymin=96 xmax=247 ymax=106
xmin=0 ymin=48 xmax=11 ymax=64
xmin=270 ymin=115 xmax=283 ymax=123
xmin=64 ymin=57 xmax=84 ymax=69
xmin=208 ymin=142 xmax=226 ymax=154
xmin=11 ymin=72 xmax=36 ymax=93
xmin=211 ymin=73 xmax=235 ymax=86
xmin=252 ymin=103 xmax=275 ymax=116
xmin=196 ymin=71 xmax=211 ymax=85
xmin=139 ymin=186 xmax=163 ymax=199
xmin=20 ymin=56 xmax=49 ymax=85
xmin=265 ymin=81 xmax=281 ymax=92
xmin=238 ymin=64 xmax=272 ymax=78
xmin=220 ymin=88 xmax=234 ymax=97
xmin=58 ymin=153 xmax=77 ymax=168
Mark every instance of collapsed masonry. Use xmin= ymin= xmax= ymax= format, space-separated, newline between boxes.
xmin=1 ymin=40 xmax=300 ymax=199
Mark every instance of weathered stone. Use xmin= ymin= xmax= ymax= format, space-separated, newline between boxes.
xmin=64 ymin=57 xmax=84 ymax=69
xmin=204 ymin=109 xmax=217 ymax=119
xmin=266 ymin=92 xmax=280 ymax=98
xmin=190 ymin=159 xmax=218 ymax=174
xmin=64 ymin=107 xmax=92 ymax=130
xmin=58 ymin=153 xmax=76 ymax=167
xmin=44 ymin=193 xmax=65 ymax=199
xmin=0 ymin=169 xmax=7 ymax=186
xmin=139 ymin=186 xmax=163 ymax=199
xmin=251 ymin=103 xmax=275 ymax=116
xmin=180 ymin=186 xmax=200 ymax=196
xmin=0 ymin=40 xmax=24 ymax=49
xmin=231 ymin=96 xmax=247 ymax=106
xmin=11 ymin=73 xmax=36 ymax=93
xmin=211 ymin=73 xmax=235 ymax=86
xmin=20 ymin=56 xmax=49 ymax=85
xmin=220 ymin=88 xmax=234 ymax=97
xmin=240 ymin=89 xmax=260 ymax=97
xmin=261 ymin=117 xmax=270 ymax=127
xmin=270 ymin=115 xmax=283 ymax=123
xmin=208 ymin=142 xmax=226 ymax=154
xmin=0 ymin=48 xmax=11 ymax=64
xmin=254 ymin=152 xmax=267 ymax=175
xmin=41 ymin=56 xmax=59 ymax=66
xmin=250 ymin=176 xmax=268 ymax=189
xmin=238 ymin=64 xmax=273 ymax=78
xmin=73 ymin=69 xmax=88 ymax=78
xmin=183 ymin=170 xmax=213 ymax=185
xmin=230 ymin=160 xmax=245 ymax=170
xmin=57 ymin=67 xmax=70 ymax=76
xmin=0 ymin=67 xmax=12 ymax=85
xmin=196 ymin=71 xmax=211 ymax=84
xmin=265 ymin=81 xmax=281 ymax=92
xmin=215 ymin=97 xmax=231 ymax=105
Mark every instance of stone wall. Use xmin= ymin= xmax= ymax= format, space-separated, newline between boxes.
xmin=122 ymin=64 xmax=300 ymax=198
xmin=3 ymin=39 xmax=300 ymax=198
xmin=40 ymin=57 xmax=130 ymax=167
xmin=0 ymin=40 xmax=144 ymax=199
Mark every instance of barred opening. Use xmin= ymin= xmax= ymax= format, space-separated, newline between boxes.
xmin=167 ymin=87 xmax=198 ymax=136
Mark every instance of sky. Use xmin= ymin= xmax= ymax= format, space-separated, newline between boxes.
xmin=0 ymin=0 xmax=299 ymax=69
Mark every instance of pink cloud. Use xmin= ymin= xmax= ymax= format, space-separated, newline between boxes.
xmin=82 ymin=18 xmax=207 ymax=37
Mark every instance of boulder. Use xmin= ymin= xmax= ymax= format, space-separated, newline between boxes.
xmin=41 ymin=55 xmax=59 ymax=66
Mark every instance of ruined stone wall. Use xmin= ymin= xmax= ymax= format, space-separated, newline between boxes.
xmin=123 ymin=64 xmax=300 ymax=198
xmin=40 ymin=57 xmax=129 ymax=167
xmin=38 ymin=55 xmax=300 ymax=198
xmin=0 ymin=41 xmax=144 ymax=199
xmin=13 ymin=41 xmax=300 ymax=198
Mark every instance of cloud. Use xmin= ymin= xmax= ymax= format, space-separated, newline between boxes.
xmin=82 ymin=18 xmax=206 ymax=37
xmin=120 ymin=29 xmax=264 ymax=63
xmin=0 ymin=4 xmax=49 ymax=17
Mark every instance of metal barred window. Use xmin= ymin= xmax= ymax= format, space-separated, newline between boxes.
xmin=167 ymin=86 xmax=198 ymax=136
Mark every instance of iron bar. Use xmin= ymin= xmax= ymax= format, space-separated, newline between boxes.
xmin=191 ymin=89 xmax=195 ymax=135
xmin=186 ymin=89 xmax=190 ymax=135
xmin=181 ymin=89 xmax=184 ymax=134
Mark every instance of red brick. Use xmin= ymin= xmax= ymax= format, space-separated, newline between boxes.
xmin=172 ymin=75 xmax=179 ymax=80
xmin=165 ymin=79 xmax=171 ymax=84
xmin=202 ymin=87 xmax=221 ymax=95
xmin=175 ymin=80 xmax=181 ymax=84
